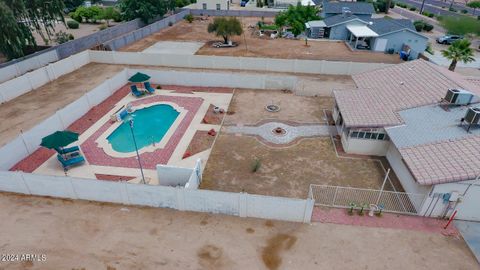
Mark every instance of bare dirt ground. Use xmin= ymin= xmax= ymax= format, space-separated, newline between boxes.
xmin=225 ymin=89 xmax=334 ymax=125
xmin=0 ymin=193 xmax=477 ymax=270
xmin=120 ymin=17 xmax=402 ymax=64
xmin=202 ymin=136 xmax=391 ymax=198
xmin=0 ymin=63 xmax=124 ymax=147
xmin=0 ymin=63 xmax=344 ymax=148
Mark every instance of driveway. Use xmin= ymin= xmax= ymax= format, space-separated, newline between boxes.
xmin=456 ymin=220 xmax=480 ymax=263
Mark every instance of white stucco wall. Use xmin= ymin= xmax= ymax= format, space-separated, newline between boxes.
xmin=342 ymin=136 xmax=390 ymax=156
xmin=423 ymin=181 xmax=480 ymax=221
xmin=197 ymin=0 xmax=229 ymax=10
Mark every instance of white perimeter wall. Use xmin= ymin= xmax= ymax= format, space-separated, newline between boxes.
xmin=0 ymin=69 xmax=128 ymax=170
xmin=88 ymin=50 xmax=392 ymax=76
xmin=0 ymin=51 xmax=90 ymax=104
xmin=0 ymin=171 xmax=314 ymax=223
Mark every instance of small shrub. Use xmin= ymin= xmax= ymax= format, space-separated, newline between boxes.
xmin=66 ymin=20 xmax=79 ymax=29
xmin=428 ymin=13 xmax=434 ymax=18
xmin=478 ymin=15 xmax=480 ymax=20
xmin=55 ymin=31 xmax=74 ymax=44
xmin=156 ymin=85 xmax=162 ymax=89
xmin=426 ymin=42 xmax=434 ymax=54
xmin=98 ymin=24 xmax=107 ymax=30
xmin=449 ymin=7 xmax=457 ymax=12
xmin=461 ymin=9 xmax=468 ymax=14
xmin=409 ymin=6 xmax=417 ymax=11
xmin=184 ymin=14 xmax=194 ymax=23
xmin=251 ymin=158 xmax=261 ymax=173
xmin=69 ymin=12 xmax=82 ymax=23
xmin=168 ymin=21 xmax=173 ymax=26
xmin=423 ymin=23 xmax=434 ymax=31
xmin=413 ymin=20 xmax=425 ymax=32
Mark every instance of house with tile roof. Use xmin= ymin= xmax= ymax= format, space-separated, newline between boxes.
xmin=332 ymin=59 xmax=480 ymax=221
xmin=321 ymin=1 xmax=375 ymax=21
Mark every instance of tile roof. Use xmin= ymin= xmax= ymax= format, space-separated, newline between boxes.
xmin=385 ymin=105 xmax=480 ymax=185
xmin=323 ymin=14 xmax=362 ymax=27
xmin=399 ymin=136 xmax=480 ymax=185
xmin=334 ymin=59 xmax=480 ymax=128
xmin=323 ymin=2 xmax=375 ymax=15
xmin=367 ymin=18 xmax=416 ymax=35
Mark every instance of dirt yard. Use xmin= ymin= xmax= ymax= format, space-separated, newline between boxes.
xmin=0 ymin=193 xmax=477 ymax=270
xmin=202 ymin=135 xmax=391 ymax=198
xmin=0 ymin=63 xmax=124 ymax=147
xmin=120 ymin=17 xmax=402 ymax=64
xmin=225 ymin=89 xmax=335 ymax=125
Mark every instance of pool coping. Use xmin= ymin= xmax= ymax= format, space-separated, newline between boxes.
xmin=96 ymin=101 xmax=187 ymax=158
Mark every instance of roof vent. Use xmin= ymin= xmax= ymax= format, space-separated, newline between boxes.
xmin=461 ymin=107 xmax=480 ymax=132
xmin=444 ymin=89 xmax=474 ymax=106
xmin=342 ymin=7 xmax=352 ymax=17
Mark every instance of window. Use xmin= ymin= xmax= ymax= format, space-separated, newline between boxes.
xmin=202 ymin=3 xmax=207 ymax=9
xmin=216 ymin=3 xmax=221 ymax=10
xmin=349 ymin=129 xmax=389 ymax=141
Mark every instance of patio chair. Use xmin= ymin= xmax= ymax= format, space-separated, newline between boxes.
xmin=130 ymin=85 xmax=144 ymax=97
xmin=55 ymin=146 xmax=80 ymax=155
xmin=144 ymin=82 xmax=155 ymax=94
xmin=57 ymin=154 xmax=85 ymax=170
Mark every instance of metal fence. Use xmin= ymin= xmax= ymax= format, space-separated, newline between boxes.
xmin=309 ymin=184 xmax=426 ymax=215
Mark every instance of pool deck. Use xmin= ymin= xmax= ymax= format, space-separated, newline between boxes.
xmin=11 ymin=84 xmax=233 ymax=183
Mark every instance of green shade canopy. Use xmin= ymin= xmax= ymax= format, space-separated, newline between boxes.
xmin=128 ymin=72 xmax=151 ymax=83
xmin=41 ymin=130 xmax=79 ymax=149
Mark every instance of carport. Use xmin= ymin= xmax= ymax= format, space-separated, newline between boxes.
xmin=346 ymin=25 xmax=378 ymax=50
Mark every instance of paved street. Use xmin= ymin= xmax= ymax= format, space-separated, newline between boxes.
xmin=396 ymin=0 xmax=474 ymax=16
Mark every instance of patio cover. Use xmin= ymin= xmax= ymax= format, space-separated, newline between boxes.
xmin=346 ymin=25 xmax=378 ymax=37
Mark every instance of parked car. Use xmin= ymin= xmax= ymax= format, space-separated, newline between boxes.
xmin=436 ymin=35 xmax=463 ymax=45
xmin=240 ymin=0 xmax=249 ymax=6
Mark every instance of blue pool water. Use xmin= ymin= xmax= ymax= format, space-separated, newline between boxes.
xmin=107 ymin=104 xmax=179 ymax=153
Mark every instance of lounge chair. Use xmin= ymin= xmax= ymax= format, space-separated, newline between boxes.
xmin=144 ymin=82 xmax=155 ymax=94
xmin=55 ymin=146 xmax=80 ymax=155
xmin=130 ymin=85 xmax=144 ymax=97
xmin=117 ymin=109 xmax=129 ymax=121
xmin=57 ymin=154 xmax=85 ymax=169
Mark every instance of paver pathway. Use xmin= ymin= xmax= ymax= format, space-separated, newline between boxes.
xmin=224 ymin=121 xmax=329 ymax=145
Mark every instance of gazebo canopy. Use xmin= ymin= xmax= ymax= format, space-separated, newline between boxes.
xmin=346 ymin=25 xmax=378 ymax=37
xmin=128 ymin=72 xmax=151 ymax=83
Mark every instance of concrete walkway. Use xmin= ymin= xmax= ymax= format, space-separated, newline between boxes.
xmin=456 ymin=220 xmax=480 ymax=263
xmin=225 ymin=122 xmax=329 ymax=144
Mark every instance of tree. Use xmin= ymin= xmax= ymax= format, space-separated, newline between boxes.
xmin=441 ymin=39 xmax=475 ymax=71
xmin=207 ymin=17 xmax=243 ymax=44
xmin=119 ymin=0 xmax=168 ymax=23
xmin=467 ymin=1 xmax=480 ymax=15
xmin=0 ymin=0 xmax=65 ymax=60
xmin=439 ymin=15 xmax=480 ymax=36
xmin=101 ymin=7 xmax=121 ymax=26
xmin=274 ymin=3 xmax=320 ymax=37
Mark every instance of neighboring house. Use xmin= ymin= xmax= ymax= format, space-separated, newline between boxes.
xmin=367 ymin=18 xmax=428 ymax=58
xmin=306 ymin=15 xmax=428 ymax=59
xmin=332 ymin=60 xmax=480 ymax=221
xmin=320 ymin=1 xmax=375 ymax=21
xmin=197 ymin=0 xmax=230 ymax=10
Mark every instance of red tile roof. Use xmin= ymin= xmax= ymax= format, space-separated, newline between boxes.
xmin=334 ymin=60 xmax=480 ymax=128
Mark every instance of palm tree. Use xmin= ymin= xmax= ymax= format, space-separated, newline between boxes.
xmin=441 ymin=39 xmax=475 ymax=71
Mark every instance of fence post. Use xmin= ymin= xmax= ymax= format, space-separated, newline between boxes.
xmin=68 ymin=176 xmax=78 ymax=199
xmin=175 ymin=187 xmax=185 ymax=211
xmin=332 ymin=186 xmax=339 ymax=206
xmin=19 ymin=131 xmax=31 ymax=155
xmin=121 ymin=181 xmax=130 ymax=205
xmin=19 ymin=172 xmax=32 ymax=195
xmin=376 ymin=169 xmax=390 ymax=205
xmin=303 ymin=198 xmax=315 ymax=223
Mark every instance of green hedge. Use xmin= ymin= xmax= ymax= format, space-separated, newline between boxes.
xmin=67 ymin=20 xmax=79 ymax=29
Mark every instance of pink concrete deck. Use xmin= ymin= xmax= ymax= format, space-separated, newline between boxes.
xmin=312 ymin=207 xmax=459 ymax=236
xmin=81 ymin=94 xmax=203 ymax=169
xmin=10 ymin=85 xmax=228 ymax=175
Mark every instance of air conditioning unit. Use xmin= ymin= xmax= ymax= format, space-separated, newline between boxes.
xmin=464 ymin=107 xmax=480 ymax=125
xmin=444 ymin=89 xmax=474 ymax=105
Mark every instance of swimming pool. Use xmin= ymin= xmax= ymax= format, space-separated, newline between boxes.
xmin=107 ymin=104 xmax=180 ymax=153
